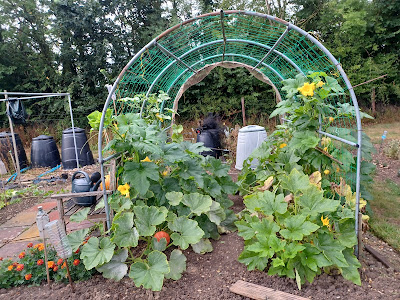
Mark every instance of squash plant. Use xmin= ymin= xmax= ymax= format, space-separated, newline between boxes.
xmin=236 ymin=72 xmax=375 ymax=288
xmin=69 ymin=109 xmax=237 ymax=291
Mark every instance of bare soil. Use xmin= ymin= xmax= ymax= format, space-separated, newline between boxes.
xmin=371 ymin=145 xmax=400 ymax=186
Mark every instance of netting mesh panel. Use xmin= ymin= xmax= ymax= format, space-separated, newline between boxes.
xmin=111 ymin=12 xmax=356 ymax=157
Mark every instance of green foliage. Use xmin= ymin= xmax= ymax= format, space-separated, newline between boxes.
xmin=235 ymin=73 xmax=374 ymax=288
xmin=72 ymin=111 xmax=238 ymax=291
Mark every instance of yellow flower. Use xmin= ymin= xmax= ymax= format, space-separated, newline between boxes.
xmin=298 ymin=82 xmax=316 ymax=97
xmin=329 ymin=117 xmax=334 ymax=122
xmin=336 ymin=167 xmax=340 ymax=172
xmin=316 ymin=81 xmax=324 ymax=88
xmin=117 ymin=183 xmax=130 ymax=198
xmin=321 ymin=215 xmax=330 ymax=228
xmin=324 ymin=169 xmax=330 ymax=175
xmin=141 ymin=156 xmax=152 ymax=162
xmin=113 ymin=123 xmax=119 ymax=130
xmin=323 ymin=147 xmax=328 ymax=152
xmin=279 ymin=143 xmax=287 ymax=149
xmin=162 ymin=170 xmax=168 ymax=176
xmin=155 ymin=113 xmax=164 ymax=122
xmin=321 ymin=137 xmax=331 ymax=146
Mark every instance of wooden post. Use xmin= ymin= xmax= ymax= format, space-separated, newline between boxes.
xmin=43 ymin=238 xmax=51 ymax=285
xmin=4 ymin=91 xmax=21 ymax=184
xmin=241 ymin=96 xmax=246 ymax=126
xmin=371 ymin=87 xmax=376 ymax=117
xmin=65 ymin=261 xmax=75 ymax=292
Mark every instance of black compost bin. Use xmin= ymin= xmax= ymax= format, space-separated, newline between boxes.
xmin=196 ymin=128 xmax=221 ymax=158
xmin=61 ymin=127 xmax=94 ymax=169
xmin=0 ymin=132 xmax=28 ymax=171
xmin=31 ymin=135 xmax=61 ymax=168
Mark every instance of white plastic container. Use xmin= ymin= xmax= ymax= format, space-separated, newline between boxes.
xmin=235 ymin=125 xmax=268 ymax=170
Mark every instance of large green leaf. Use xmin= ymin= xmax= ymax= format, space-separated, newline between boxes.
xmin=238 ymin=249 xmax=269 ymax=271
xmin=111 ymin=212 xmax=139 ymax=248
xmin=216 ymin=175 xmax=238 ymax=194
xmin=191 ymin=238 xmax=213 ymax=254
xmin=299 ymin=185 xmax=339 ymax=216
xmin=244 ymin=191 xmax=287 ymax=215
xmin=67 ymin=228 xmax=89 ymax=252
xmin=168 ymin=216 xmax=204 ymax=250
xmin=336 ymin=219 xmax=357 ymax=248
xmin=176 ymin=160 xmax=205 ymax=188
xmin=165 ymin=191 xmax=183 ymax=206
xmin=281 ymin=168 xmax=311 ymax=193
xmin=129 ymin=251 xmax=170 ymax=291
xmin=247 ymin=235 xmax=286 ymax=258
xmin=182 ymin=193 xmax=212 ymax=216
xmin=206 ymin=201 xmax=225 ymax=225
xmin=165 ymin=249 xmax=187 ymax=280
xmin=340 ymin=248 xmax=361 ymax=285
xmin=235 ymin=215 xmax=260 ymax=240
xmin=203 ymin=176 xmax=222 ymax=198
xmin=288 ymin=131 xmax=320 ymax=154
xmin=314 ymin=233 xmax=348 ymax=268
xmin=96 ymin=249 xmax=128 ymax=281
xmin=81 ymin=237 xmax=115 ymax=270
xmin=133 ymin=205 xmax=167 ymax=236
xmin=70 ymin=207 xmax=90 ymax=223
xmin=205 ymin=157 xmax=230 ymax=177
xmin=280 ymin=215 xmax=320 ymax=240
xmin=123 ymin=161 xmax=160 ymax=196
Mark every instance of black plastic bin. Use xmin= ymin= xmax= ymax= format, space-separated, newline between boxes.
xmin=0 ymin=132 xmax=28 ymax=171
xmin=31 ymin=135 xmax=61 ymax=168
xmin=61 ymin=127 xmax=94 ymax=169
xmin=196 ymin=128 xmax=221 ymax=158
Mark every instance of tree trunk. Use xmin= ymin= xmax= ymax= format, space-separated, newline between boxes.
xmin=371 ymin=87 xmax=376 ymax=117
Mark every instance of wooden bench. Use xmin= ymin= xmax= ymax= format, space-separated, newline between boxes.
xmin=50 ymin=159 xmax=118 ymax=232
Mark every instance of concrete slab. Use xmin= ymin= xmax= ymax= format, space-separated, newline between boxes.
xmin=0 ymin=241 xmax=35 ymax=259
xmin=14 ymin=225 xmax=40 ymax=241
xmin=26 ymin=201 xmax=57 ymax=213
xmin=0 ymin=226 xmax=27 ymax=244
xmin=0 ymin=210 xmax=37 ymax=228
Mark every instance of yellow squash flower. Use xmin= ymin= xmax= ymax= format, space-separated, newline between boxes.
xmin=279 ymin=143 xmax=287 ymax=149
xmin=316 ymin=81 xmax=324 ymax=88
xmin=141 ymin=156 xmax=152 ymax=162
xmin=324 ymin=169 xmax=330 ymax=175
xmin=329 ymin=117 xmax=334 ymax=122
xmin=113 ymin=123 xmax=119 ymax=130
xmin=118 ymin=183 xmax=130 ymax=198
xmin=321 ymin=215 xmax=331 ymax=230
xmin=298 ymin=82 xmax=316 ymax=97
xmin=155 ymin=113 xmax=164 ymax=122
xmin=162 ymin=170 xmax=168 ymax=176
xmin=323 ymin=147 xmax=328 ymax=152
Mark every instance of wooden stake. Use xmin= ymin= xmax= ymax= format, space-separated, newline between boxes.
xmin=43 ymin=238 xmax=51 ymax=285
xmin=358 ymin=212 xmax=363 ymax=257
xmin=241 ymin=96 xmax=246 ymax=126
xmin=371 ymin=87 xmax=376 ymax=117
xmin=65 ymin=261 xmax=75 ymax=292
xmin=4 ymin=91 xmax=21 ymax=185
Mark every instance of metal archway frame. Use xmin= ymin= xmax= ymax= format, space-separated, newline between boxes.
xmin=98 ymin=10 xmax=362 ymax=256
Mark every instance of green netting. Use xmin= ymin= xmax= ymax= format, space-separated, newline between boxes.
xmin=110 ymin=11 xmax=353 ymax=118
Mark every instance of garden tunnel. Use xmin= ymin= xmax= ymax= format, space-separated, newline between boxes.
xmin=98 ymin=10 xmax=363 ymax=254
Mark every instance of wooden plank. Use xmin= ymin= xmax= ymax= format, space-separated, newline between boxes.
xmin=65 ymin=204 xmax=82 ymax=216
xmin=50 ymin=190 xmax=113 ymax=199
xmin=364 ymin=244 xmax=397 ymax=271
xmin=229 ymin=280 xmax=309 ymax=300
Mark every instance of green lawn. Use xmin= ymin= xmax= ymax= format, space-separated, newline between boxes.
xmin=363 ymin=122 xmax=400 ymax=144
xmin=369 ymin=179 xmax=400 ymax=251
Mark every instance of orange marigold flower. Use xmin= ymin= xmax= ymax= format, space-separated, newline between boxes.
xmin=53 ymin=266 xmax=58 ymax=272
xmin=25 ymin=274 xmax=32 ymax=280
xmin=61 ymin=261 xmax=67 ymax=269
xmin=57 ymin=258 xmax=63 ymax=265
xmin=37 ymin=259 xmax=44 ymax=266
xmin=7 ymin=265 xmax=13 ymax=271
xmin=48 ymin=261 xmax=55 ymax=269
xmin=75 ymin=248 xmax=80 ymax=254
xmin=0 ymin=257 xmax=3 ymax=261
xmin=16 ymin=264 xmax=24 ymax=271
xmin=18 ymin=252 xmax=25 ymax=259
xmin=27 ymin=242 xmax=33 ymax=248
xmin=73 ymin=259 xmax=80 ymax=266
xmin=34 ymin=243 xmax=45 ymax=251
xmin=12 ymin=262 xmax=18 ymax=267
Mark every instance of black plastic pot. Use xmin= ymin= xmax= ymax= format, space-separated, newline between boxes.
xmin=0 ymin=132 xmax=28 ymax=170
xmin=31 ymin=135 xmax=61 ymax=168
xmin=196 ymin=128 xmax=221 ymax=158
xmin=61 ymin=127 xmax=94 ymax=169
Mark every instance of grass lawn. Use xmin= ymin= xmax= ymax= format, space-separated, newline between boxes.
xmin=363 ymin=121 xmax=400 ymax=144
xmin=369 ymin=179 xmax=400 ymax=251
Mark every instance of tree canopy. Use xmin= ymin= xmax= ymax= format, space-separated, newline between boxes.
xmin=0 ymin=0 xmax=398 ymax=126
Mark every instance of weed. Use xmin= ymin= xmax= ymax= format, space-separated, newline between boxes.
xmin=384 ymin=139 xmax=400 ymax=160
